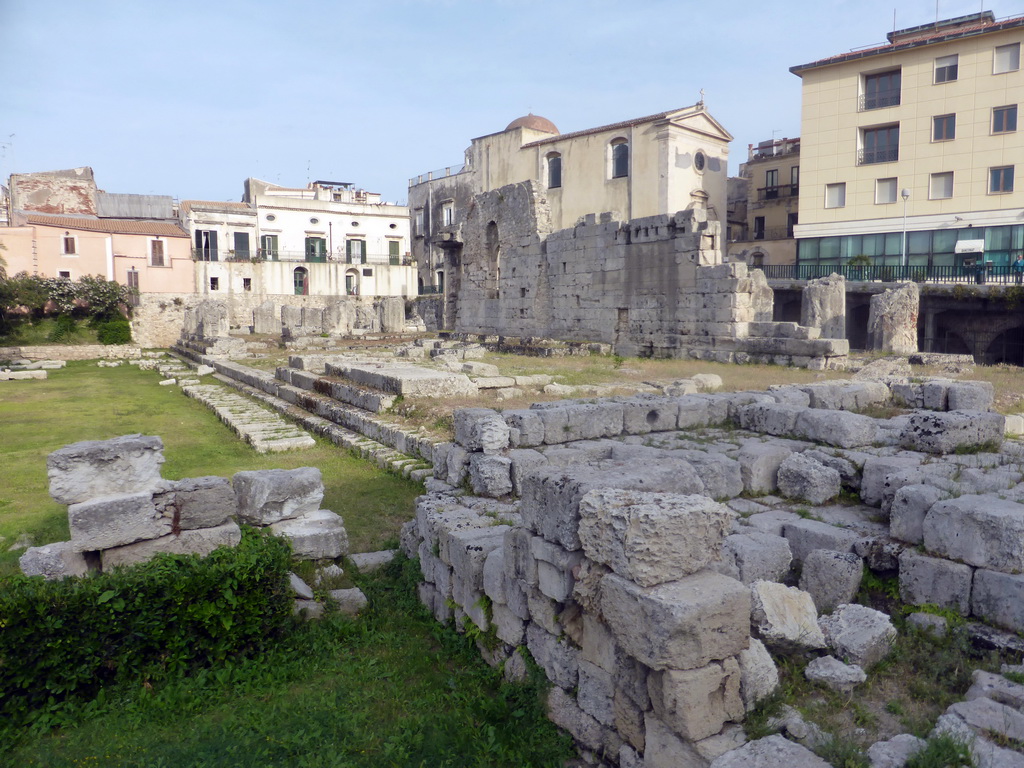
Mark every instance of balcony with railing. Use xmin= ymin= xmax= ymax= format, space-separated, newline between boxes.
xmin=757 ymin=184 xmax=799 ymax=201
xmin=192 ymin=249 xmax=414 ymax=266
xmin=859 ymin=89 xmax=900 ymax=111
xmin=858 ymin=147 xmax=899 ymax=165
xmin=761 ymin=263 xmax=1023 ymax=285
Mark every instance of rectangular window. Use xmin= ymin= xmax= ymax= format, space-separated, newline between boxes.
xmin=787 ymin=212 xmax=798 ymax=238
xmin=990 ymin=166 xmax=1015 ymax=194
xmin=388 ymin=240 xmax=400 ymax=265
xmin=993 ymin=105 xmax=1018 ymax=134
xmin=260 ymin=234 xmax=278 ymax=260
xmin=753 ymin=216 xmax=766 ymax=239
xmin=441 ymin=201 xmax=454 ymax=226
xmin=346 ymin=239 xmax=365 ymax=264
xmin=150 ymin=239 xmax=165 ymax=267
xmin=825 ymin=182 xmax=846 ymax=209
xmin=875 ymin=177 xmax=897 ymax=204
xmin=195 ymin=230 xmax=218 ymax=261
xmin=934 ymin=54 xmax=958 ymax=83
xmin=243 ymin=277 xmax=252 ymax=292
xmin=929 ymin=172 xmax=954 ymax=200
xmin=860 ymin=124 xmax=899 ymax=165
xmin=210 ymin=277 xmax=219 ymax=291
xmin=233 ymin=232 xmax=250 ymax=260
xmin=995 ymin=43 xmax=1021 ymax=74
xmin=862 ymin=69 xmax=901 ymax=110
xmin=414 ymin=208 xmax=424 ymax=235
xmin=933 ymin=114 xmax=956 ymax=141
xmin=58 ymin=270 xmax=71 ymax=279
xmin=62 ymin=235 xmax=76 ymax=255
xmin=790 ymin=165 xmax=799 ymax=191
xmin=764 ymin=169 xmax=778 ymax=199
xmin=305 ymin=236 xmax=327 ymax=262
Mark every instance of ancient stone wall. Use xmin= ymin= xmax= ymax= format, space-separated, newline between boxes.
xmin=403 ymin=376 xmax=1022 ymax=765
xmin=447 ymin=181 xmax=846 ymax=367
xmin=0 ymin=344 xmax=142 ymax=361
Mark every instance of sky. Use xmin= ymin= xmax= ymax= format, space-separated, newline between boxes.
xmin=1 ymin=0 xmax=1020 ymax=206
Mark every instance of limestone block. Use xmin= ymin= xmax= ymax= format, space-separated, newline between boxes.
xmin=328 ymin=587 xmax=368 ymax=615
xmin=684 ymin=453 xmax=744 ymax=500
xmin=794 ymin=409 xmax=878 ymax=449
xmin=48 ymin=434 xmax=165 ymax=505
xmin=738 ymin=442 xmax=793 ymax=494
xmin=527 ymin=622 xmax=579 ymax=690
xmin=803 ymin=449 xmax=860 ymax=490
xmin=805 ymin=655 xmax=865 ymax=694
xmin=818 ymin=603 xmax=896 ymax=668
xmin=578 ymin=660 xmax=615 ymax=726
xmin=968 ymin=670 xmax=1024 ymax=709
xmin=948 ymin=698 xmax=1024 ymax=743
xmin=923 ymin=495 xmax=1024 ymax=573
xmin=620 ymin=396 xmax=679 ymax=434
xmin=900 ymin=411 xmax=1004 ymax=455
xmin=777 ymin=453 xmax=841 ymax=505
xmin=898 ymin=549 xmax=972 ymax=614
xmin=867 ymin=282 xmax=919 ymax=354
xmin=907 ymin=612 xmax=948 ymax=637
xmin=546 ymin=687 xmax=603 ymax=752
xmin=799 ymin=550 xmax=863 ymax=614
xmin=445 ymin=444 xmax=470 ymax=487
xmin=738 ymin=403 xmax=803 ymax=436
xmin=563 ymin=402 xmax=625 ymax=441
xmin=739 ymin=637 xmax=779 ymax=712
xmin=269 ymin=509 xmax=348 ymax=560
xmin=718 ymin=533 xmax=792 ymax=585
xmin=233 ymin=467 xmax=324 ymax=525
xmin=491 ymin=602 xmax=525 ymax=645
xmin=468 ymin=453 xmax=513 ymax=498
xmin=643 ymin=714 xmax=710 ymax=768
xmin=508 ymin=448 xmax=546 ymax=496
xmin=801 ymin=273 xmax=846 ymax=340
xmin=782 ymin=519 xmax=861 ymax=565
xmin=867 ymin=734 xmax=926 ymax=768
xmin=614 ymin=689 xmax=647 ymax=751
xmin=750 ymin=581 xmax=827 ymax=652
xmin=446 ymin=525 xmax=510 ymax=592
xmin=501 ymin=528 xmax=540 ymax=589
xmin=19 ymin=541 xmax=90 ymax=580
xmin=454 ymin=408 xmax=510 ymax=453
xmin=531 ymin=536 xmax=585 ymax=602
xmin=68 ymin=491 xmax=171 ymax=552
xmin=578 ymin=488 xmax=733 ymax=587
xmin=520 ymin=461 xmax=704 ymax=552
xmin=482 ymin=546 xmax=507 ymax=605
xmin=861 ymin=456 xmax=923 ymax=507
xmin=948 ymin=381 xmax=995 ymax=412
xmin=971 ymin=569 xmax=1024 ymax=633
xmin=709 ymin=734 xmax=830 ymax=768
xmin=101 ymin=521 xmax=242 ymax=569
xmin=890 ymin=484 xmax=944 ymax=544
xmin=152 ymin=476 xmax=234 ymax=531
xmin=503 ymin=409 xmax=546 ymax=449
xmin=650 ymin=657 xmax=743 ymax=741
xmin=600 ymin=570 xmax=750 ymax=671
xmin=675 ymin=395 xmax=714 ymax=428
xmin=931 ymin=711 xmax=1024 ymax=768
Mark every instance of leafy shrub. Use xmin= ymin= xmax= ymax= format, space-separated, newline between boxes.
xmin=46 ymin=314 xmax=79 ymax=342
xmin=96 ymin=318 xmax=132 ymax=345
xmin=0 ymin=528 xmax=293 ymax=729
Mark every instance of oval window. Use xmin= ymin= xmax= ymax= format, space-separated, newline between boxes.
xmin=694 ymin=151 xmax=706 ymax=172
xmin=266 ymin=214 xmax=276 ymax=222
xmin=310 ymin=217 xmax=319 ymax=224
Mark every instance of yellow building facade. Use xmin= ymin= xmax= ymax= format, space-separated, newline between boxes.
xmin=792 ymin=11 xmax=1024 ymax=271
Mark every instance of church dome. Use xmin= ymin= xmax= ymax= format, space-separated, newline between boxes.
xmin=505 ymin=113 xmax=559 ymax=134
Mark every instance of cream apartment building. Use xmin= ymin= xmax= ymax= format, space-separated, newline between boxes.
xmin=791 ymin=11 xmax=1024 ymax=270
xmin=728 ymin=137 xmax=800 ymax=267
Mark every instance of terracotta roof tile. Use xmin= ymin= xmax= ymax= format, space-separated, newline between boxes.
xmin=25 ymin=213 xmax=189 ymax=237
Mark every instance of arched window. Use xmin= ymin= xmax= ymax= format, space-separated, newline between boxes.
xmin=345 ymin=269 xmax=359 ymax=296
xmin=547 ymin=152 xmax=562 ymax=189
xmin=611 ymin=138 xmax=629 ymax=179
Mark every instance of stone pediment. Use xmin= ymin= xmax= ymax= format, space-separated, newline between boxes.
xmin=664 ymin=110 xmax=734 ymax=143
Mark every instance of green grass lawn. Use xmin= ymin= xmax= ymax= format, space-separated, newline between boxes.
xmin=5 ymin=558 xmax=574 ymax=767
xmin=0 ymin=360 xmax=422 ymax=577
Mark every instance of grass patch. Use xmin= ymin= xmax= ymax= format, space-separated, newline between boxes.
xmin=4 ymin=556 xmax=575 ymax=766
xmin=0 ymin=361 xmax=421 ymax=577
xmin=905 ymin=733 xmax=975 ymax=768
xmin=0 ymin=316 xmax=102 ymax=347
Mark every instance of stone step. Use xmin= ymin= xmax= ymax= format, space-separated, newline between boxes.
xmin=181 ymin=383 xmax=316 ymax=453
xmin=277 ymin=365 xmax=398 ymax=413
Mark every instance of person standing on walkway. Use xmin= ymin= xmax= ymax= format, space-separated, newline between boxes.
xmin=1014 ymin=255 xmax=1024 ymax=284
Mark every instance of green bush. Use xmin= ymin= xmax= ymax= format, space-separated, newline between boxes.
xmin=0 ymin=528 xmax=293 ymax=729
xmin=96 ymin=317 xmax=131 ymax=345
xmin=46 ymin=314 xmax=78 ymax=343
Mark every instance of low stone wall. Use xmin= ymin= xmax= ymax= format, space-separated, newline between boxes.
xmin=0 ymin=344 xmax=141 ymax=361
xmin=404 ymin=376 xmax=1024 ymax=765
xmin=20 ymin=434 xmax=348 ymax=579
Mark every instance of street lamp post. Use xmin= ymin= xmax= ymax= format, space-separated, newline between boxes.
xmin=901 ymin=188 xmax=910 ymax=271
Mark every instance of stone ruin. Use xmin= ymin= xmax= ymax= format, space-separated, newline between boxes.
xmin=401 ymin=375 xmax=1024 ymax=766
xmin=19 ymin=434 xmax=348 ymax=579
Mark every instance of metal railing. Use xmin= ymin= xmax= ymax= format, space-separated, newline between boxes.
xmin=750 ymin=227 xmax=793 ymax=241
xmin=757 ymin=185 xmax=798 ymax=201
xmin=418 ymin=285 xmax=442 ymax=295
xmin=858 ymin=147 xmax=899 ymax=165
xmin=191 ymin=249 xmax=413 ymax=266
xmin=761 ymin=263 xmax=1024 ymax=285
xmin=860 ymin=90 xmax=901 ymax=110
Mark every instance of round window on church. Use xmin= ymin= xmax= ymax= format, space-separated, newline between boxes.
xmin=694 ymin=151 xmax=706 ymax=172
